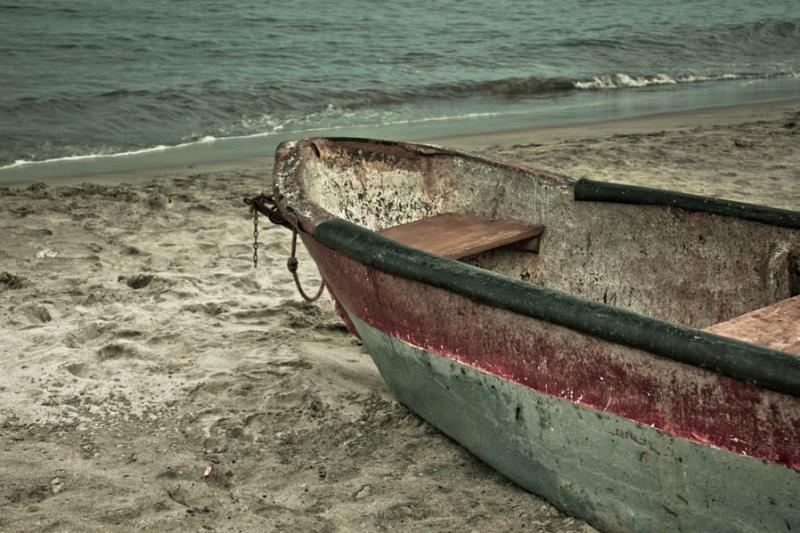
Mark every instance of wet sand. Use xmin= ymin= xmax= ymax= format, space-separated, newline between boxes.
xmin=1 ymin=102 xmax=798 ymax=531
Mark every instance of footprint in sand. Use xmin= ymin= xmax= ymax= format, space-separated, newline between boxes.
xmin=62 ymin=321 xmax=120 ymax=348
xmin=97 ymin=341 xmax=145 ymax=362
xmin=64 ymin=362 xmax=92 ymax=378
xmin=182 ymin=302 xmax=229 ymax=316
xmin=19 ymin=302 xmax=53 ymax=324
xmin=119 ymin=274 xmax=154 ymax=289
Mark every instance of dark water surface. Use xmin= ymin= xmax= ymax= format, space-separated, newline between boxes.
xmin=1 ymin=0 xmax=799 ymax=169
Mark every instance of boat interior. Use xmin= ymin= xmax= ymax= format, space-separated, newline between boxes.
xmin=289 ymin=139 xmax=800 ymax=354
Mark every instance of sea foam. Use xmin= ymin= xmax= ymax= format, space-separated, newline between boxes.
xmin=574 ymin=73 xmax=744 ymax=90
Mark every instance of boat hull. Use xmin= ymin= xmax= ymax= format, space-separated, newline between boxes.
xmin=268 ymin=138 xmax=800 ymax=532
xmin=301 ymin=234 xmax=800 ymax=533
xmin=351 ymin=313 xmax=797 ymax=532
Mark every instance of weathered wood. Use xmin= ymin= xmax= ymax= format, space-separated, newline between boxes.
xmin=378 ymin=213 xmax=544 ymax=259
xmin=705 ymin=295 xmax=800 ymax=356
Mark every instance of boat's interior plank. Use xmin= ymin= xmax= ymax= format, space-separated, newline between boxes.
xmin=705 ymin=295 xmax=800 ymax=356
xmin=379 ymin=213 xmax=544 ymax=260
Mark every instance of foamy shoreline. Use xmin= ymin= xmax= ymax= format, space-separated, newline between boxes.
xmin=1 ymin=100 xmax=798 ymax=531
xmin=3 ymin=93 xmax=799 ymax=188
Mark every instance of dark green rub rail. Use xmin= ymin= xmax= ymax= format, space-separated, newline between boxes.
xmin=574 ymin=178 xmax=800 ymax=229
xmin=315 ymin=218 xmax=800 ymax=397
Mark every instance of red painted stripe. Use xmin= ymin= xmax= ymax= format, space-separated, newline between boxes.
xmin=304 ymin=235 xmax=800 ymax=470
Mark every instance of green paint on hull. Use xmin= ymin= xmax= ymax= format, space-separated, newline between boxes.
xmin=349 ymin=314 xmax=800 ymax=533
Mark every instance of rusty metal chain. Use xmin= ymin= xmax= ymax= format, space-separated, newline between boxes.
xmin=252 ymin=207 xmax=259 ymax=268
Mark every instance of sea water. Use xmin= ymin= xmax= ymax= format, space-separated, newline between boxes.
xmin=1 ymin=0 xmax=799 ymax=173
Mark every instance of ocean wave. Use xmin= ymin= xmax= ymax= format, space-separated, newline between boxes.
xmin=0 ymin=135 xmax=220 ymax=170
xmin=5 ymin=68 xmax=795 ymax=126
xmin=0 ymin=67 xmax=800 ymax=168
xmin=371 ymin=76 xmax=577 ymax=103
xmin=341 ymin=71 xmax=798 ymax=103
xmin=573 ymin=72 xmax=744 ymax=90
xmin=1 ymin=145 xmax=171 ymax=169
xmin=3 ymin=68 xmax=798 ymax=168
xmin=574 ymin=71 xmax=800 ymax=90
xmin=0 ymin=107 xmax=532 ymax=170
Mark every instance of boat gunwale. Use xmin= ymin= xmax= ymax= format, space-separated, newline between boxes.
xmin=575 ymin=179 xmax=800 ymax=229
xmin=272 ymin=137 xmax=800 ymax=398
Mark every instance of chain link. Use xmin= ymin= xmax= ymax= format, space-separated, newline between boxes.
xmin=252 ymin=208 xmax=259 ymax=268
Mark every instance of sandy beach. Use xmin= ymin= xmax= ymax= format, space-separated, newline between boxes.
xmin=1 ymin=101 xmax=798 ymax=531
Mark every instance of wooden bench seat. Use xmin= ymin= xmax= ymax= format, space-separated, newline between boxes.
xmin=705 ymin=295 xmax=800 ymax=356
xmin=379 ymin=213 xmax=544 ymax=260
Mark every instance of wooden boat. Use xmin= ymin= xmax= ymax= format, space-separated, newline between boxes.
xmin=265 ymin=137 xmax=800 ymax=532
